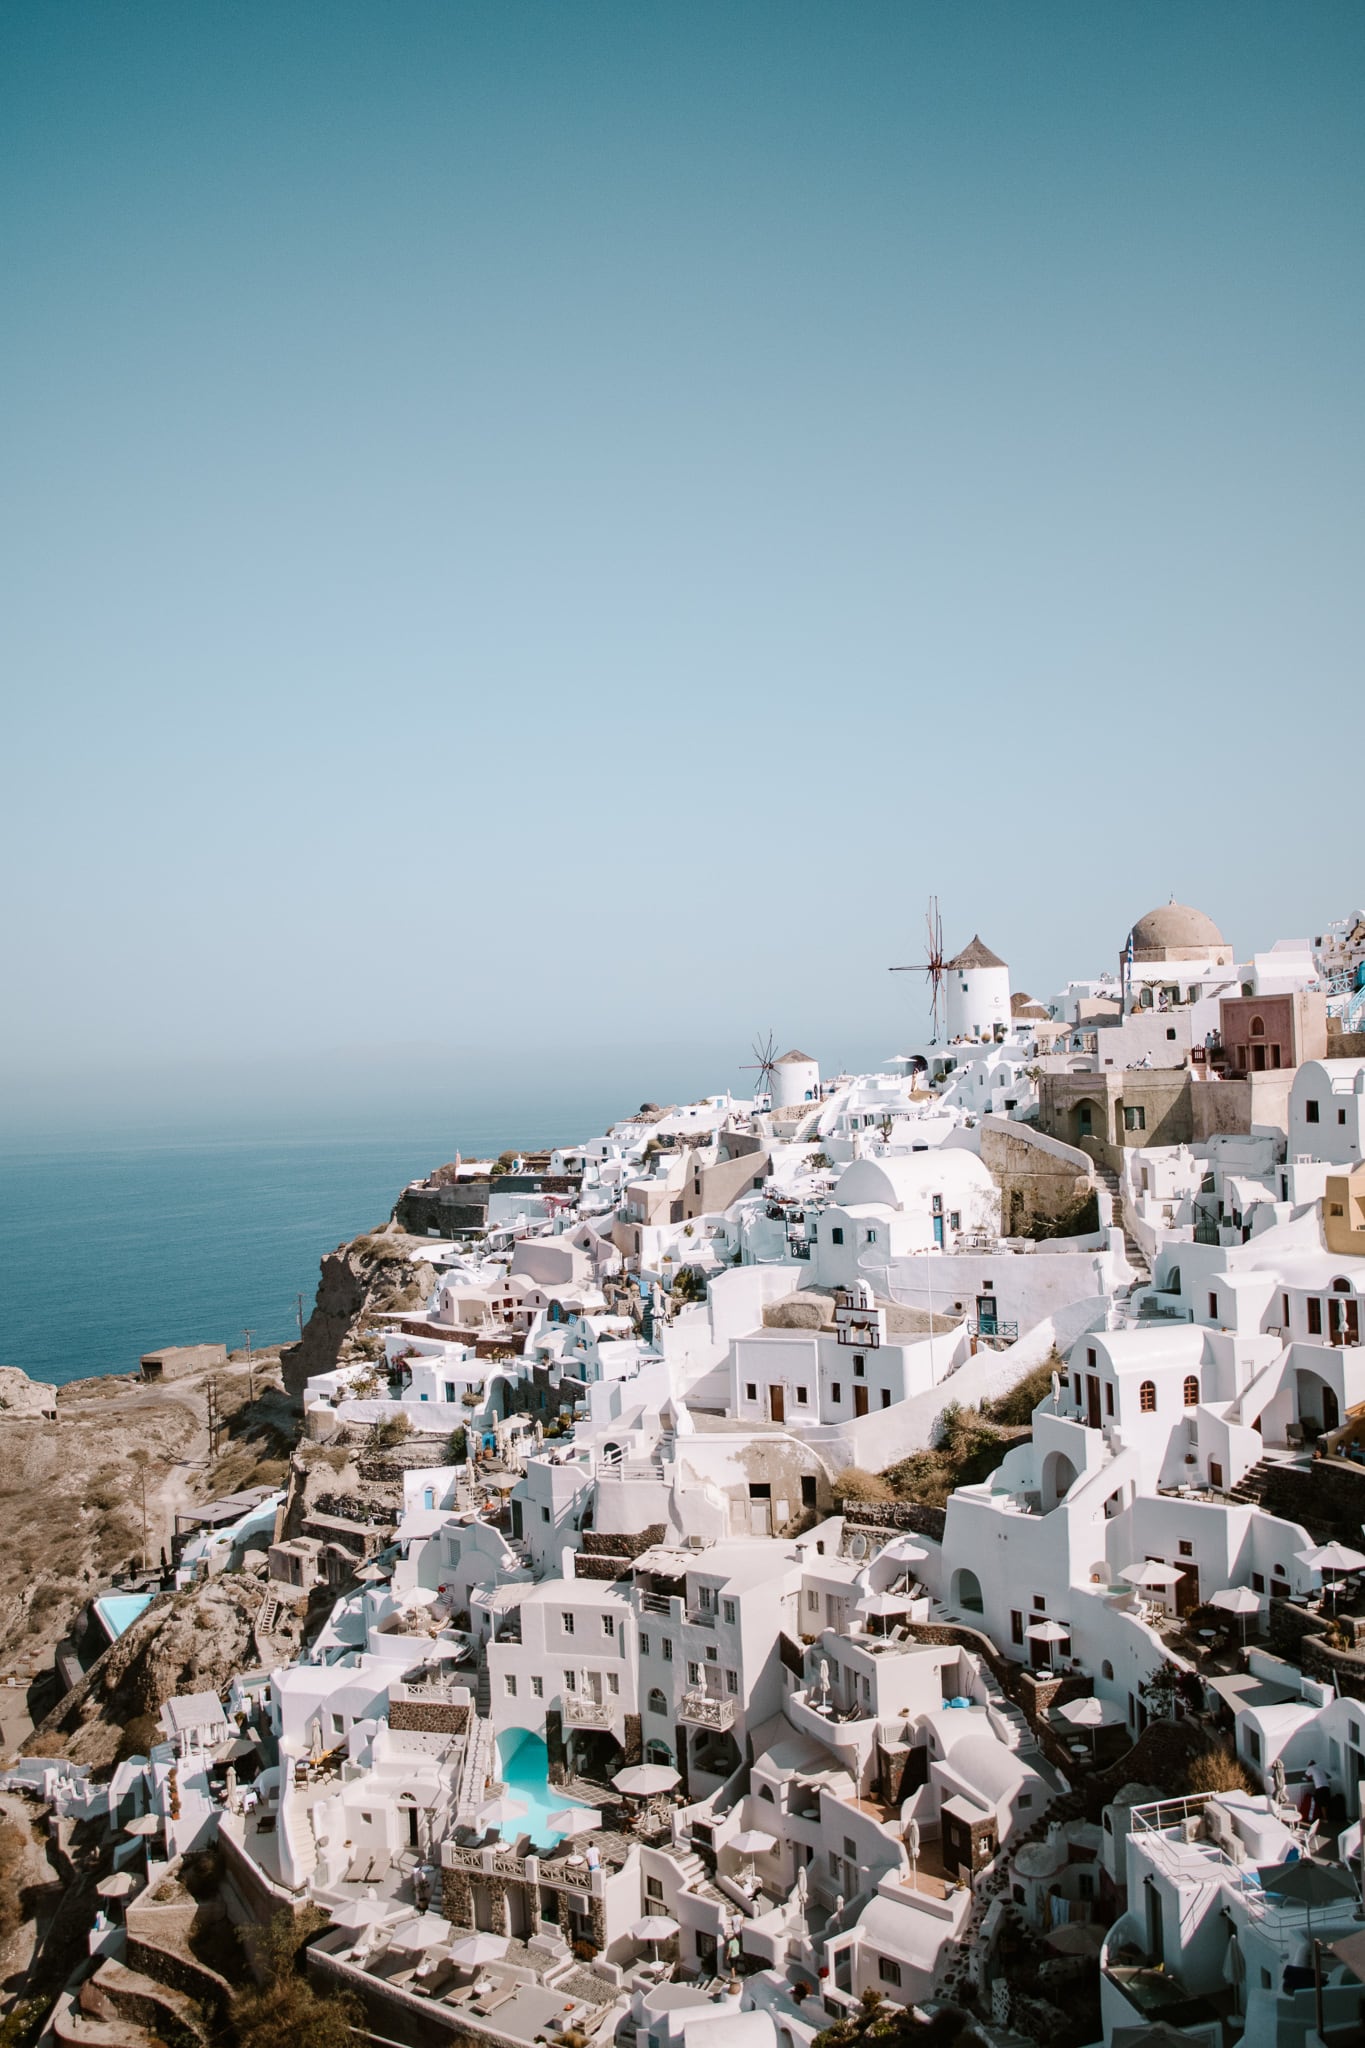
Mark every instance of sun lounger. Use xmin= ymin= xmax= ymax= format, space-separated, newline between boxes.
xmin=472 ymin=1972 xmax=520 ymax=2015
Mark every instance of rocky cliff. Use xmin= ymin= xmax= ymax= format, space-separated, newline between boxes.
xmin=280 ymin=1223 xmax=437 ymax=1405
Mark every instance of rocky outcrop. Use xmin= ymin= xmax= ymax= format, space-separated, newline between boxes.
xmin=280 ymin=1226 xmax=436 ymax=1406
xmin=0 ymin=1367 xmax=57 ymax=1421
xmin=23 ymin=1575 xmax=261 ymax=1769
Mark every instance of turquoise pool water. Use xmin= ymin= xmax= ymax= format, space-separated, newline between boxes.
xmin=497 ymin=1732 xmax=594 ymax=1848
xmin=94 ymin=1592 xmax=153 ymax=1640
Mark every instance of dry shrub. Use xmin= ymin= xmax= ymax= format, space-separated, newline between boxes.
xmin=0 ymin=1820 xmax=28 ymax=1940
xmin=835 ymin=1467 xmax=893 ymax=1504
xmin=1183 ymin=1741 xmax=1253 ymax=1796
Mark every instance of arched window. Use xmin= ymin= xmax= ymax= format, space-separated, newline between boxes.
xmin=759 ymin=1783 xmax=776 ymax=1802
xmin=647 ymin=1688 xmax=667 ymax=1717
xmin=1249 ymin=1015 xmax=1265 ymax=1037
xmin=1139 ymin=1381 xmax=1157 ymax=1413
xmin=1183 ymin=1376 xmax=1199 ymax=1408
xmin=1101 ymin=1660 xmax=1114 ymax=1681
xmin=1333 ymin=1278 xmax=1352 ymax=1294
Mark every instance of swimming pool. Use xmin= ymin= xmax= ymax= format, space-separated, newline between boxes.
xmin=496 ymin=1731 xmax=595 ymax=1848
xmin=93 ymin=1592 xmax=153 ymax=1641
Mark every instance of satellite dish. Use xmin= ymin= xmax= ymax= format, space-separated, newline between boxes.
xmin=849 ymin=1533 xmax=868 ymax=1560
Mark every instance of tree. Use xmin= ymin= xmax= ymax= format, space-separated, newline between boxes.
xmin=671 ymin=1265 xmax=708 ymax=1303
xmin=232 ymin=1909 xmax=362 ymax=2048
xmin=1139 ymin=1660 xmax=1182 ymax=1723
xmin=1184 ymin=1740 xmax=1253 ymax=1796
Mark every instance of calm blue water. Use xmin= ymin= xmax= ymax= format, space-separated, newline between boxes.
xmin=497 ymin=1731 xmax=593 ymax=1847
xmin=0 ymin=1103 xmax=623 ymax=1386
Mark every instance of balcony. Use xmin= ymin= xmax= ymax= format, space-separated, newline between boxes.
xmin=562 ymin=1693 xmax=616 ymax=1729
xmin=678 ymin=1690 xmax=736 ymax=1730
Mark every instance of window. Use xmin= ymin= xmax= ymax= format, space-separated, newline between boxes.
xmin=722 ymin=1599 xmax=736 ymax=1624
xmin=865 ymin=1229 xmax=877 ymax=1244
xmin=844 ymin=1837 xmax=857 ymax=1858
xmin=1101 ymin=1660 xmax=1114 ymax=1680
xmin=878 ymin=1959 xmax=902 ymax=1988
xmin=854 ymin=1356 xmax=866 ymax=1378
xmin=423 ymin=1487 xmax=435 ymax=1510
xmin=1283 ymin=1293 xmax=1291 ymax=1326
xmin=1208 ymin=1292 xmax=1219 ymax=1320
xmin=608 ymin=1671 xmax=619 ymax=1694
xmin=541 ymin=1505 xmax=551 ymax=1523
xmin=603 ymin=1615 xmax=615 ymax=1637
xmin=831 ymin=1227 xmax=844 ymax=1245
xmin=1307 ymin=1100 xmax=1320 ymax=1123
xmin=1340 ymin=1109 xmax=1348 ymax=1126
xmin=1308 ymin=1298 xmax=1323 ymax=1336
xmin=662 ymin=1639 xmax=673 ymax=1662
xmin=646 ymin=1876 xmax=664 ymax=1901
xmin=745 ymin=1383 xmax=757 ymax=1402
xmin=688 ymin=1662 xmax=701 ymax=1685
xmin=1165 ymin=1027 xmax=1176 ymax=1041
xmin=881 ymin=1389 xmax=891 ymax=1408
xmin=564 ymin=1670 xmax=576 ymax=1692
xmin=640 ymin=1633 xmax=650 ymax=1657
xmin=1105 ymin=1382 xmax=1114 ymax=1416
xmin=1139 ymin=1381 xmax=1157 ymax=1412
xmin=949 ymin=1209 xmax=961 ymax=1230
xmin=796 ymin=1386 xmax=808 ymax=1405
xmin=331 ymin=1713 xmax=345 ymax=1735
xmin=1124 ymin=1105 xmax=1146 ymax=1131
xmin=1183 ymin=1376 xmax=1199 ymax=1407
xmin=1033 ymin=1594 xmax=1046 ymax=1611
xmin=706 ymin=1645 xmax=718 ymax=1663
xmin=648 ymin=1688 xmax=666 ymax=1714
xmin=1246 ymin=1728 xmax=1262 ymax=1764
xmin=505 ymin=1675 xmax=517 ymax=1696
xmin=807 ymin=1588 xmax=820 ymax=1611
xmin=1010 ymin=1611 xmax=1024 ymax=1644
xmin=831 ymin=1383 xmax=842 ymax=1402
xmin=726 ymin=1670 xmax=738 ymax=1694
xmin=562 ymin=1612 xmax=575 ymax=1636
xmin=1178 ymin=1540 xmax=1193 ymax=1558
xmin=1252 ymin=1572 xmax=1265 ymax=1593
xmin=532 ymin=1676 xmax=543 ymax=1698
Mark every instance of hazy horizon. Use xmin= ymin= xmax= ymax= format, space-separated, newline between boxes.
xmin=3 ymin=1 xmax=1362 ymax=1144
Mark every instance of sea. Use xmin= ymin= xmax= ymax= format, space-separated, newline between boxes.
xmin=0 ymin=1099 xmax=626 ymax=1387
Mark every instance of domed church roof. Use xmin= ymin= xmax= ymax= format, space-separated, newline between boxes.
xmin=1127 ymin=900 xmax=1227 ymax=960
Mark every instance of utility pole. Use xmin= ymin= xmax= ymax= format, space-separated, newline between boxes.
xmin=206 ymin=1377 xmax=222 ymax=1462
xmin=139 ymin=1463 xmax=148 ymax=1572
xmin=295 ymin=1294 xmax=305 ymax=1341
xmin=243 ymin=1328 xmax=255 ymax=1397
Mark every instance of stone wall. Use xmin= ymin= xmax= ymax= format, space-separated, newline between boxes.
xmin=389 ymin=1699 xmax=470 ymax=1736
xmin=1258 ymin=1456 xmax=1365 ymax=1543
xmin=840 ymin=1500 xmax=948 ymax=1543
xmin=979 ymin=1119 xmax=1097 ymax=1240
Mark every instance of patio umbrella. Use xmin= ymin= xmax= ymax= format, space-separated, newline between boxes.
xmin=613 ymin=1764 xmax=680 ymax=1798
xmin=1261 ymin=1858 xmax=1358 ymax=1908
xmin=546 ymin=1806 xmax=601 ymax=1839
xmin=1209 ymin=1584 xmax=1262 ymax=1643
xmin=1044 ymin=1921 xmax=1106 ymax=1957
xmin=327 ymin=1895 xmax=395 ymax=1932
xmin=477 ymin=1794 xmax=528 ymax=1832
xmin=1056 ymin=1693 xmax=1126 ymax=1756
xmin=1297 ymin=1543 xmax=1365 ymax=1610
xmin=96 ymin=1870 xmax=140 ymax=1899
xmin=1330 ymin=1927 xmax=1365 ymax=1985
xmin=631 ymin=1915 xmax=679 ymax=1947
xmin=1025 ymin=1618 xmax=1070 ymax=1643
xmin=122 ymin=1814 xmax=161 ymax=1837
xmin=730 ymin=1827 xmax=776 ymax=1885
xmin=857 ymin=1590 xmax=913 ymax=1616
xmin=448 ymin=1932 xmax=509 ymax=1968
xmin=389 ymin=1912 xmax=456 ymax=1952
xmin=1120 ymin=1562 xmax=1184 ymax=1591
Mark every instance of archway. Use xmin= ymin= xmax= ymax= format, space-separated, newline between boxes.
xmin=566 ymin=1726 xmax=624 ymax=1783
xmin=689 ymin=1726 xmax=741 ymax=1781
xmin=951 ymin=1567 xmax=984 ymax=1615
xmin=1042 ymin=1450 xmax=1079 ymax=1511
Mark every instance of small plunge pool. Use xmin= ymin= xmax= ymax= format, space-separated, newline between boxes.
xmin=93 ymin=1592 xmax=153 ymax=1641
xmin=496 ymin=1731 xmax=594 ymax=1848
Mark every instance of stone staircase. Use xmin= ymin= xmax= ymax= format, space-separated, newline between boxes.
xmin=670 ymin=1842 xmax=725 ymax=1903
xmin=475 ymin=1658 xmax=492 ymax=1718
xmin=934 ymin=1789 xmax=1088 ymax=2006
xmin=1094 ymin=1165 xmax=1150 ymax=1285
xmin=1228 ymin=1457 xmax=1276 ymax=1509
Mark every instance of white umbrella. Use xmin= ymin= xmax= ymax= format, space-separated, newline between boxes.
xmin=613 ymin=1764 xmax=680 ymax=1798
xmin=857 ymin=1590 xmax=913 ymax=1615
xmin=1121 ymin=1562 xmax=1184 ymax=1590
xmin=1057 ymin=1696 xmax=1126 ymax=1730
xmin=97 ymin=1870 xmax=140 ymax=1899
xmin=389 ymin=1912 xmax=455 ymax=1952
xmin=122 ymin=1814 xmax=161 ymax=1838
xmin=448 ymin=1931 xmax=508 ymax=1968
xmin=1209 ymin=1584 xmax=1263 ymax=1642
xmin=1298 ymin=1543 xmax=1365 ymax=1610
xmin=1025 ymin=1618 xmax=1070 ymax=1643
xmin=478 ymin=1794 xmax=528 ymax=1832
xmin=328 ymin=1895 xmax=395 ymax=1931
xmin=546 ymin=1806 xmax=600 ymax=1839
xmin=631 ymin=1915 xmax=679 ymax=1945
xmin=730 ymin=1829 xmax=776 ymax=1855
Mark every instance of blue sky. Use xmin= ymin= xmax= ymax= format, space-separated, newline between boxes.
xmin=2 ymin=2 xmax=1361 ymax=1138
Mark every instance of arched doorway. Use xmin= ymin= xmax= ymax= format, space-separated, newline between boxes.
xmin=1042 ymin=1450 xmax=1079 ymax=1511
xmin=951 ymin=1567 xmax=984 ymax=1615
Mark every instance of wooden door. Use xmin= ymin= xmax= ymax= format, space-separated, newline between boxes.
xmin=769 ymin=1385 xmax=784 ymax=1423
xmin=854 ymin=1385 xmax=869 ymax=1417
xmin=1087 ymin=1376 xmax=1101 ymax=1429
